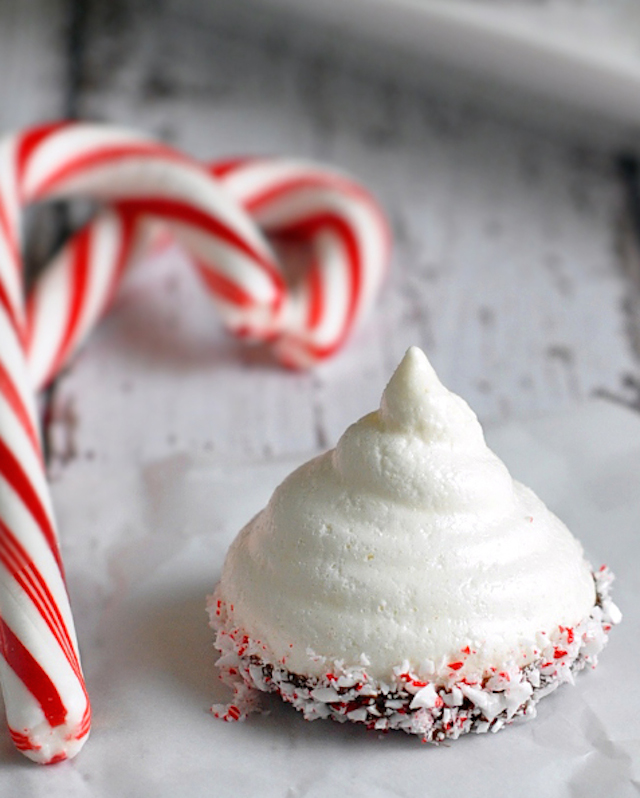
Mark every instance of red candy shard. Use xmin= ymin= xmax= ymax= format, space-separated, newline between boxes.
xmin=553 ymin=649 xmax=568 ymax=659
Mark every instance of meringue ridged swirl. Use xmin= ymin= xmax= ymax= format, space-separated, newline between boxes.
xmin=218 ymin=347 xmax=596 ymax=680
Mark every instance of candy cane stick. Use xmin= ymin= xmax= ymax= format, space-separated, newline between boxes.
xmin=0 ymin=128 xmax=92 ymax=764
xmin=0 ymin=121 xmax=389 ymax=763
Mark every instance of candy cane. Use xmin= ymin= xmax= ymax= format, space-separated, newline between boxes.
xmin=27 ymin=155 xmax=389 ymax=383
xmin=0 ymin=122 xmax=389 ymax=763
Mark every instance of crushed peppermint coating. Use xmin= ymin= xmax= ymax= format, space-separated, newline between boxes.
xmin=209 ymin=569 xmax=619 ymax=740
xmin=209 ymin=347 xmax=621 ymax=741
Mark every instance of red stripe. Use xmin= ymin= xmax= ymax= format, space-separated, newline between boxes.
xmin=27 ymin=212 xmax=139 ymax=390
xmin=241 ymin=172 xmax=391 ymax=266
xmin=0 ymin=359 xmax=41 ymax=458
xmin=278 ymin=337 xmax=342 ymax=368
xmin=47 ymin=752 xmax=70 ymax=765
xmin=195 ymin=260 xmax=255 ymax=307
xmin=43 ymin=224 xmax=91 ymax=384
xmin=0 ymin=549 xmax=75 ymax=682
xmin=22 ymin=291 xmax=37 ymax=354
xmin=267 ymin=214 xmax=368 ymax=366
xmin=0 ymin=280 xmax=24 ymax=348
xmin=0 ymin=619 xmax=67 ymax=727
xmin=15 ymin=121 xmax=70 ymax=185
xmin=0 ymin=191 xmax=20 ymax=275
xmin=0 ymin=519 xmax=81 ymax=677
xmin=242 ymin=173 xmax=378 ymax=217
xmin=306 ymin=256 xmax=324 ymax=332
xmin=116 ymin=197 xmax=285 ymax=307
xmin=109 ymin=209 xmax=138 ymax=295
xmin=0 ymin=437 xmax=63 ymax=575
xmin=277 ymin=213 xmax=361 ymax=343
xmin=55 ymin=210 xmax=139 ymax=381
xmin=9 ymin=728 xmax=39 ymax=751
xmin=75 ymin=702 xmax=92 ymax=738
xmin=29 ymin=142 xmax=192 ymax=202
xmin=97 ymin=207 xmax=141 ymax=312
xmin=0 ymin=526 xmax=74 ymax=663
xmin=209 ymin=157 xmax=262 ymax=179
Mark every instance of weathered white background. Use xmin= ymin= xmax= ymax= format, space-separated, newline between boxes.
xmin=2 ymin=1 xmax=640 ymax=467
xmin=0 ymin=0 xmax=639 ymax=789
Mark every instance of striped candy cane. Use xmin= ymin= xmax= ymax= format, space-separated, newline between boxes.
xmin=0 ymin=122 xmax=389 ymax=763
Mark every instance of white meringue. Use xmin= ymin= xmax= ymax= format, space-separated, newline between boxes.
xmin=216 ymin=347 xmax=596 ymax=680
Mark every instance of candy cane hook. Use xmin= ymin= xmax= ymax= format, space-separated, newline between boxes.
xmin=0 ymin=121 xmax=389 ymax=762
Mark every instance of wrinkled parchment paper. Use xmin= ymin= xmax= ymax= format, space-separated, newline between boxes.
xmin=1 ymin=401 xmax=637 ymax=797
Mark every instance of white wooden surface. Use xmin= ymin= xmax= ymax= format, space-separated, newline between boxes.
xmin=0 ymin=3 xmax=636 ymax=491
xmin=0 ymin=2 xmax=65 ymax=128
xmin=39 ymin=1 xmax=638 ymax=470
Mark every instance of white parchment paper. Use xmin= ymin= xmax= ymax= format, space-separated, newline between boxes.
xmin=0 ymin=401 xmax=637 ymax=797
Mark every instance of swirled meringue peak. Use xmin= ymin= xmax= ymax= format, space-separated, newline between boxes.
xmin=216 ymin=347 xmax=596 ymax=681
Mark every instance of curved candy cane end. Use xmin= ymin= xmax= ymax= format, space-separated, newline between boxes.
xmin=10 ymin=718 xmax=90 ymax=765
xmin=0 ymin=122 xmax=391 ymax=764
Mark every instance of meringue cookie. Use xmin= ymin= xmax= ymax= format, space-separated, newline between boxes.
xmin=215 ymin=347 xmax=597 ymax=681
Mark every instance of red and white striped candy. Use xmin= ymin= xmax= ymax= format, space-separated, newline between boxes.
xmin=0 ymin=122 xmax=389 ymax=763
